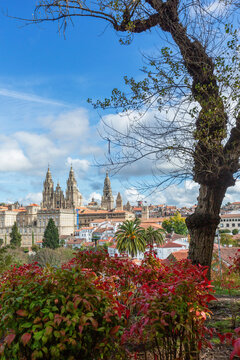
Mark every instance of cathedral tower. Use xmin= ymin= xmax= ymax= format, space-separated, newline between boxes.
xmin=54 ymin=182 xmax=65 ymax=209
xmin=42 ymin=167 xmax=54 ymax=209
xmin=142 ymin=205 xmax=149 ymax=220
xmin=116 ymin=192 xmax=123 ymax=211
xmin=101 ymin=171 xmax=114 ymax=210
xmin=65 ymin=166 xmax=83 ymax=208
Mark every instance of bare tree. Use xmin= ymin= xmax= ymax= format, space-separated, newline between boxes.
xmin=24 ymin=0 xmax=240 ymax=277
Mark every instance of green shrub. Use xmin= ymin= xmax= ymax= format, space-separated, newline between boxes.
xmin=0 ymin=247 xmax=29 ymax=273
xmin=0 ymin=264 xmax=124 ymax=360
xmin=31 ymin=244 xmax=40 ymax=253
xmin=29 ymin=247 xmax=74 ymax=268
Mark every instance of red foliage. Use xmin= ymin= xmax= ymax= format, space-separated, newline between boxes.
xmin=0 ymin=249 xmax=221 ymax=359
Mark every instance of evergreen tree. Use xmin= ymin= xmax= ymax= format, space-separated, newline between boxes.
xmin=32 ymin=230 xmax=35 ymax=246
xmin=42 ymin=218 xmax=59 ymax=249
xmin=10 ymin=222 xmax=22 ymax=247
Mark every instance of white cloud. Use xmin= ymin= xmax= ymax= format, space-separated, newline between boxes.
xmin=124 ymin=188 xmax=145 ymax=204
xmin=0 ymin=136 xmax=31 ymax=172
xmin=204 ymin=0 xmax=228 ymax=15
xmin=49 ymin=109 xmax=90 ymax=140
xmin=223 ymin=181 xmax=240 ymax=204
xmin=0 ymin=88 xmax=66 ymax=107
xmin=124 ymin=180 xmax=199 ymax=207
xmin=20 ymin=192 xmax=42 ymax=205
xmin=14 ymin=132 xmax=66 ymax=170
xmin=66 ymin=157 xmax=90 ymax=172
xmin=89 ymin=192 xmax=102 ymax=203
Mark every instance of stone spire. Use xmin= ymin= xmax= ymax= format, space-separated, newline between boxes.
xmin=125 ymin=201 xmax=132 ymax=211
xmin=116 ymin=192 xmax=123 ymax=211
xmin=101 ymin=171 xmax=114 ymax=210
xmin=65 ymin=166 xmax=82 ymax=208
xmin=42 ymin=167 xmax=54 ymax=209
xmin=54 ymin=182 xmax=65 ymax=209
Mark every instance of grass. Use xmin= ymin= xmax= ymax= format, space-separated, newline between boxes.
xmin=208 ymin=317 xmax=240 ymax=333
xmin=213 ymin=286 xmax=240 ymax=296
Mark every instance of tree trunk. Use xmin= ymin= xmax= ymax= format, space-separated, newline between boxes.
xmin=186 ymin=183 xmax=228 ymax=279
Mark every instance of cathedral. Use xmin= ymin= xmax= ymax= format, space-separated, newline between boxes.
xmin=42 ymin=167 xmax=123 ymax=211
xmin=42 ymin=166 xmax=83 ymax=209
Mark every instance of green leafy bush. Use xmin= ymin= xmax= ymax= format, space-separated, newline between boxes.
xmin=0 ymin=249 xmax=216 ymax=359
xmin=0 ymin=247 xmax=29 ymax=273
xmin=29 ymin=247 xmax=74 ymax=267
xmin=0 ymin=263 xmax=124 ymax=360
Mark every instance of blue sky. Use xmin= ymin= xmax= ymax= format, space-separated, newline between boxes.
xmin=0 ymin=0 xmax=239 ymax=207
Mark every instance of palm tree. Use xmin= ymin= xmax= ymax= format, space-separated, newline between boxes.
xmin=116 ymin=219 xmax=146 ymax=258
xmin=144 ymin=226 xmax=165 ymax=255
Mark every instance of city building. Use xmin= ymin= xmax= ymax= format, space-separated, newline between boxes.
xmin=101 ymin=171 xmax=114 ymax=210
xmin=219 ymin=214 xmax=240 ymax=231
xmin=0 ymin=168 xmax=130 ymax=247
xmin=42 ymin=166 xmax=83 ymax=209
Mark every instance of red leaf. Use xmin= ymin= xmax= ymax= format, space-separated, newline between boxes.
xmin=5 ymin=333 xmax=15 ymax=347
xmin=110 ymin=325 xmax=120 ymax=336
xmin=16 ymin=309 xmax=28 ymax=317
xmin=126 ymin=309 xmax=130 ymax=319
xmin=205 ymin=294 xmax=217 ymax=302
xmin=21 ymin=333 xmax=31 ymax=346
xmin=79 ymin=325 xmax=83 ymax=334
xmin=235 ymin=327 xmax=240 ymax=335
xmin=230 ymin=338 xmax=240 ymax=360
xmin=45 ymin=326 xmax=53 ymax=336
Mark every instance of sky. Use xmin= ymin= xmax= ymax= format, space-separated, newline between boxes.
xmin=0 ymin=0 xmax=239 ymax=207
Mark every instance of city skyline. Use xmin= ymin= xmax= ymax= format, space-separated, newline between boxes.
xmin=0 ymin=2 xmax=240 ymax=207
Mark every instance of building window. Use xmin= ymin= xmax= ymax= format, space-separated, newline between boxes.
xmin=232 ymin=223 xmax=235 ymax=227
xmin=226 ymin=224 xmax=229 ymax=227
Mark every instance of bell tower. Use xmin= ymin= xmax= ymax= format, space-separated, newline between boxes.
xmin=42 ymin=167 xmax=54 ymax=209
xmin=101 ymin=171 xmax=114 ymax=210
xmin=116 ymin=192 xmax=123 ymax=210
xmin=65 ymin=166 xmax=83 ymax=208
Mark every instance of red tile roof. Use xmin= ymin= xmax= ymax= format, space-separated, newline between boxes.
xmin=170 ymin=250 xmax=189 ymax=261
xmin=159 ymin=241 xmax=183 ymax=248
xmin=141 ymin=218 xmax=167 ymax=223
xmin=221 ymin=214 xmax=240 ymax=218
xmin=140 ymin=223 xmax=163 ymax=230
xmin=216 ymin=247 xmax=240 ymax=266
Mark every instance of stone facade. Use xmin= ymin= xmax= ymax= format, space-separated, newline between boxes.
xmin=0 ymin=168 xmax=130 ymax=247
xmin=42 ymin=167 xmax=82 ymax=209
xmin=101 ymin=171 xmax=114 ymax=210
xmin=116 ymin=192 xmax=123 ymax=211
xmin=0 ymin=205 xmax=75 ymax=247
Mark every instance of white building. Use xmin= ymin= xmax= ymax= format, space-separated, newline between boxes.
xmin=220 ymin=214 xmax=240 ymax=231
xmin=75 ymin=227 xmax=95 ymax=242
xmin=154 ymin=242 xmax=185 ymax=259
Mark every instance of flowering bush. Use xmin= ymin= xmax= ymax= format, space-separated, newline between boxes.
xmin=0 ymin=250 xmax=217 ymax=359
